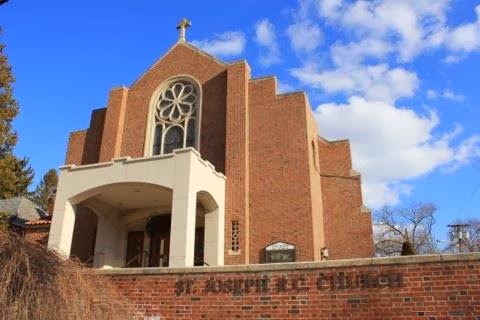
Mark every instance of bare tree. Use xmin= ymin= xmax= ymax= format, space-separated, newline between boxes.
xmin=445 ymin=219 xmax=480 ymax=253
xmin=374 ymin=202 xmax=438 ymax=256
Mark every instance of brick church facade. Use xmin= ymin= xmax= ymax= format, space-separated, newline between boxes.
xmin=48 ymin=22 xmax=373 ymax=268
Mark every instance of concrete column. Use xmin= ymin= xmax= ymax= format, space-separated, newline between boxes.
xmin=169 ymin=150 xmax=197 ymax=267
xmin=114 ymin=222 xmax=128 ymax=267
xmin=204 ymin=206 xmax=225 ymax=266
xmin=86 ymin=200 xmax=119 ymax=268
xmin=47 ymin=200 xmax=76 ymax=257
xmin=94 ymin=215 xmax=119 ymax=268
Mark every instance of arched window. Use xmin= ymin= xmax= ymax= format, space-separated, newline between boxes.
xmin=151 ymin=79 xmax=200 ymax=155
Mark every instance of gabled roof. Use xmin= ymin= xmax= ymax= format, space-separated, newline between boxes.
xmin=0 ymin=196 xmax=48 ymax=227
xmin=130 ymin=41 xmax=227 ymax=87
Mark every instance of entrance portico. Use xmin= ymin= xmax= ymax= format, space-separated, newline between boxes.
xmin=48 ymin=148 xmax=225 ymax=268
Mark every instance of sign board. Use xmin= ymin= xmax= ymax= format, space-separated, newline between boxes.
xmin=265 ymin=242 xmax=295 ymax=263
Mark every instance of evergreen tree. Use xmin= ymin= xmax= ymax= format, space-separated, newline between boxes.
xmin=0 ymin=34 xmax=18 ymax=156
xmin=32 ymin=169 xmax=58 ymax=211
xmin=0 ymin=154 xmax=34 ymax=199
xmin=0 ymin=30 xmax=34 ymax=199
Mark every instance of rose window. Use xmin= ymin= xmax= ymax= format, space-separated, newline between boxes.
xmin=156 ymin=82 xmax=198 ymax=124
xmin=152 ymin=80 xmax=200 ymax=155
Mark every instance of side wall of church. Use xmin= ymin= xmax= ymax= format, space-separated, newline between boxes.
xmin=65 ymin=130 xmax=87 ymax=165
xmin=317 ymin=138 xmax=374 ymax=259
xmin=65 ymin=108 xmax=106 ymax=165
xmin=224 ymin=61 xmax=251 ymax=265
xmin=306 ymin=107 xmax=326 ymax=260
xmin=247 ymin=77 xmax=316 ymax=263
xmin=99 ymin=87 xmax=128 ymax=162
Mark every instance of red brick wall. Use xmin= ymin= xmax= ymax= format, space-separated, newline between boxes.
xmin=318 ymin=138 xmax=374 ymax=259
xmin=99 ymin=87 xmax=128 ymax=162
xmin=119 ymin=43 xmax=227 ymax=172
xmin=65 ymin=130 xmax=87 ymax=165
xmin=104 ymin=254 xmax=480 ymax=319
xmin=65 ymin=43 xmax=228 ymax=172
xmin=65 ymin=108 xmax=106 ymax=165
xmin=82 ymin=108 xmax=106 ymax=165
xmin=248 ymin=78 xmax=316 ymax=263
xmin=224 ymin=61 xmax=251 ymax=265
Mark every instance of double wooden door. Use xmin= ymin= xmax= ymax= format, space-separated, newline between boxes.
xmin=149 ymin=232 xmax=170 ymax=267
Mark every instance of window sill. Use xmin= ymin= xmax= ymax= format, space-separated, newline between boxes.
xmin=228 ymin=249 xmax=242 ymax=256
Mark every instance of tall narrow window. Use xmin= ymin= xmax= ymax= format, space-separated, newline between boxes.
xmin=231 ymin=220 xmax=240 ymax=252
xmin=152 ymin=125 xmax=163 ymax=156
xmin=152 ymin=79 xmax=199 ymax=155
xmin=186 ymin=118 xmax=196 ymax=148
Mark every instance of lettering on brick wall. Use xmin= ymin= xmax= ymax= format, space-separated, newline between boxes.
xmin=174 ymin=272 xmax=403 ymax=296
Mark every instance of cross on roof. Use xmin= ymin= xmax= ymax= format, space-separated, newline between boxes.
xmin=176 ymin=18 xmax=191 ymax=42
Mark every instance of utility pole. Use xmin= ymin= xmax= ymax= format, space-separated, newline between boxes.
xmin=447 ymin=224 xmax=470 ymax=253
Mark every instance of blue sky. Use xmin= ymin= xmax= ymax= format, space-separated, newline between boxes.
xmin=0 ymin=1 xmax=479 ymax=239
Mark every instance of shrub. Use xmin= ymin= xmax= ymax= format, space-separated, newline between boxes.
xmin=400 ymin=241 xmax=416 ymax=256
xmin=0 ymin=230 xmax=131 ymax=319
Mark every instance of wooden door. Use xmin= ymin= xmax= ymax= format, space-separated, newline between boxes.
xmin=149 ymin=232 xmax=170 ymax=267
xmin=126 ymin=231 xmax=144 ymax=268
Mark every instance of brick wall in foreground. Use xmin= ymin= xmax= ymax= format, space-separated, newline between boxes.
xmin=101 ymin=253 xmax=480 ymax=320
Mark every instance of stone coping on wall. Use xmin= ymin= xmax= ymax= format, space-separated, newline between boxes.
xmin=98 ymin=252 xmax=480 ymax=275
xmin=60 ymin=147 xmax=226 ymax=180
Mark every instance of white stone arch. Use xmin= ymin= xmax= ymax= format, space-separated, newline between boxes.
xmin=144 ymin=75 xmax=203 ymax=157
xmin=69 ymin=182 xmax=173 ymax=207
xmin=197 ymin=190 xmax=219 ymax=213
xmin=196 ymin=190 xmax=223 ymax=266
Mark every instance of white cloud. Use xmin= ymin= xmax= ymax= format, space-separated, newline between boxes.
xmin=443 ymin=135 xmax=480 ymax=173
xmin=316 ymin=0 xmax=450 ymax=62
xmin=330 ymin=38 xmax=392 ymax=66
xmin=314 ymin=96 xmax=480 ymax=208
xmin=277 ymin=79 xmax=295 ymax=94
xmin=254 ymin=19 xmax=281 ymax=66
xmin=427 ymin=89 xmax=437 ymax=99
xmin=318 ymin=0 xmax=343 ymax=19
xmin=363 ymin=182 xmax=413 ymax=209
xmin=287 ymin=20 xmax=323 ymax=53
xmin=284 ymin=1 xmax=480 ymax=207
xmin=427 ymin=89 xmax=465 ymax=101
xmin=191 ymin=31 xmax=246 ymax=57
xmin=442 ymin=5 xmax=480 ymax=61
xmin=314 ymin=0 xmax=480 ymax=62
xmin=291 ymin=63 xmax=418 ymax=102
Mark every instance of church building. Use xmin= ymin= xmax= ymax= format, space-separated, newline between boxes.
xmin=47 ymin=20 xmax=373 ymax=268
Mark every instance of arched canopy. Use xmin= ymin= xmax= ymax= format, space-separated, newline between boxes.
xmin=70 ymin=182 xmax=173 ymax=208
xmin=197 ymin=190 xmax=218 ymax=213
